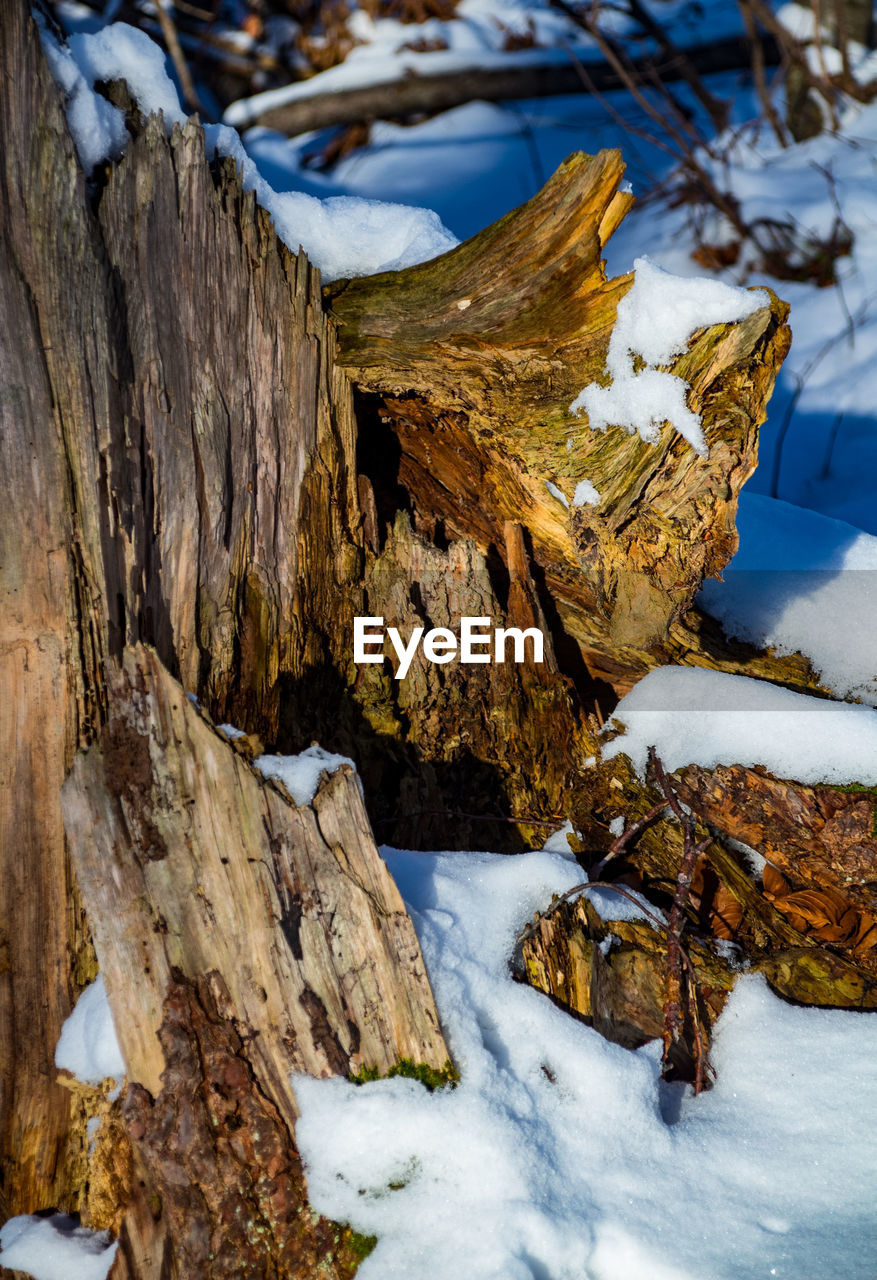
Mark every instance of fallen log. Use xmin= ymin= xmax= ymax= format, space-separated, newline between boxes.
xmin=224 ymin=34 xmax=780 ymax=137
xmin=521 ymin=746 xmax=877 ymax=1081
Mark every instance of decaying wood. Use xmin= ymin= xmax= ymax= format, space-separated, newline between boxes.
xmin=352 ymin=514 xmax=601 ymax=848
xmin=671 ymin=764 xmax=877 ymax=915
xmin=520 ymin=891 xmax=735 ymax=1076
xmin=1 ymin=0 xmax=364 ymax=1220
xmin=5 ymin=0 xmax=872 ymax=1260
xmin=60 ymin=644 xmax=447 ymax=1276
xmin=230 ymin=34 xmax=779 ymax=138
xmin=521 ymin=746 xmax=877 ymax=1077
xmin=326 ymin=149 xmax=824 ymax=696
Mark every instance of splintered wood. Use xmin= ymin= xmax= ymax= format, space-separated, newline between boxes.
xmin=61 ymin=646 xmax=448 ymax=1278
xmin=62 ymin=647 xmax=448 ymax=1101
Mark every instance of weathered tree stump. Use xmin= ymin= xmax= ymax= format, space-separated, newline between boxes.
xmin=5 ymin=0 xmax=868 ymax=1268
xmin=61 ymin=645 xmax=447 ymax=1278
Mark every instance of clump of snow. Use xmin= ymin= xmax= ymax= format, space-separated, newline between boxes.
xmin=254 ymin=744 xmax=358 ymax=806
xmin=217 ymin=722 xmax=246 ymax=739
xmin=585 ymin=882 xmax=664 ymax=929
xmin=608 ymin=815 xmax=625 ymax=837
xmin=699 ymin=491 xmax=877 ymax=704
xmin=572 ymin=478 xmax=600 ymax=506
xmin=603 ymin=665 xmax=877 ymax=785
xmin=294 ymin=845 xmax=877 ymax=1279
xmin=39 ymin=27 xmax=129 ymax=172
xmin=540 ymin=818 xmax=576 ymax=858
xmin=0 ymin=1215 xmax=117 ymax=1280
xmin=570 ymin=257 xmax=768 ymax=458
xmin=54 ymin=975 xmax=124 ymax=1086
xmin=39 ymin=22 xmax=459 ymax=281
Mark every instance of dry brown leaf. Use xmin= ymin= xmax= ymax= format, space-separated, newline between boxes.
xmin=709 ymin=882 xmax=744 ymax=940
xmin=762 ymin=862 xmax=790 ymax=899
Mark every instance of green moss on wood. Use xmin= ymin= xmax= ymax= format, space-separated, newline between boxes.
xmin=350 ymin=1057 xmax=459 ymax=1091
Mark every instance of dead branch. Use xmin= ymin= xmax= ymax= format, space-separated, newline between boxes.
xmin=228 ymin=33 xmax=779 ymax=137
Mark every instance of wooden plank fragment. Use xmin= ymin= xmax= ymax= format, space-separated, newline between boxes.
xmin=62 ymin=646 xmax=448 ymax=1100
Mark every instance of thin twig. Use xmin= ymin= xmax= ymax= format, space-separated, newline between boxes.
xmin=154 ymin=0 xmax=210 ymax=116
xmin=376 ymin=809 xmax=568 ymax=828
xmin=739 ymin=0 xmax=790 ymax=147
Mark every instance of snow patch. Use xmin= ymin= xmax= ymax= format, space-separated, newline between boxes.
xmin=603 ymin=665 xmax=877 ymax=785
xmin=572 ymin=478 xmax=601 ymax=506
xmin=545 ymin=479 xmax=570 ymax=508
xmin=39 ymin=22 xmax=458 ymax=281
xmin=54 ymin=975 xmax=125 ymax=1086
xmin=294 ymin=846 xmax=877 ymax=1279
xmin=0 ymin=1215 xmax=117 ymax=1280
xmin=254 ymin=744 xmax=359 ymax=806
xmin=570 ymin=257 xmax=768 ymax=457
xmin=699 ymin=492 xmax=877 ymax=704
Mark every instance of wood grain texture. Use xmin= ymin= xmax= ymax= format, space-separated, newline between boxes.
xmin=1 ymin=0 xmax=363 ymax=1218
xmin=326 ymin=151 xmax=819 ymax=696
xmin=0 ymin=0 xmax=112 ymax=1217
xmin=62 ymin=646 xmax=448 ymax=1099
xmin=672 ymin=764 xmax=877 ymax=915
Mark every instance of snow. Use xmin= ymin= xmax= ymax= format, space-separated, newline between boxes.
xmin=39 ymin=22 xmax=458 ymax=281
xmin=254 ymin=744 xmax=358 ymax=807
xmin=0 ymin=1215 xmax=117 ymax=1280
xmin=54 ymin=975 xmax=125 ymax=1087
xmin=603 ymin=665 xmax=877 ymax=785
xmin=602 ymin=91 xmax=877 ymax=538
xmin=544 ymin=479 xmax=569 ymax=508
xmin=699 ymin=492 xmax=877 ymax=704
xmin=294 ymin=845 xmax=877 ymax=1279
xmin=570 ymin=258 xmax=768 ymax=458
xmin=225 ymin=46 xmax=598 ymax=129
xmin=572 ymin=478 xmax=600 ymax=506
xmin=30 ymin=8 xmax=877 ymax=1274
xmin=540 ymin=818 xmax=576 ymax=858
xmin=217 ymin=722 xmax=246 ymax=739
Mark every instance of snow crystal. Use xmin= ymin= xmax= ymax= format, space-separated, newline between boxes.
xmin=54 ymin=975 xmax=124 ymax=1086
xmin=572 ymin=478 xmax=600 ymax=506
xmin=39 ymin=23 xmax=459 ymax=281
xmin=254 ymin=744 xmax=358 ymax=806
xmin=570 ymin=257 xmax=768 ymax=457
xmin=294 ymin=845 xmax=877 ymax=1279
xmin=603 ymin=665 xmax=877 ymax=785
xmin=0 ymin=1216 xmax=117 ymax=1280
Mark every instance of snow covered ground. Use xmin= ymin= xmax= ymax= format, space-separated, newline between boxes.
xmin=296 ymin=840 xmax=877 ymax=1280
xmin=6 ymin=3 xmax=877 ymax=1278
